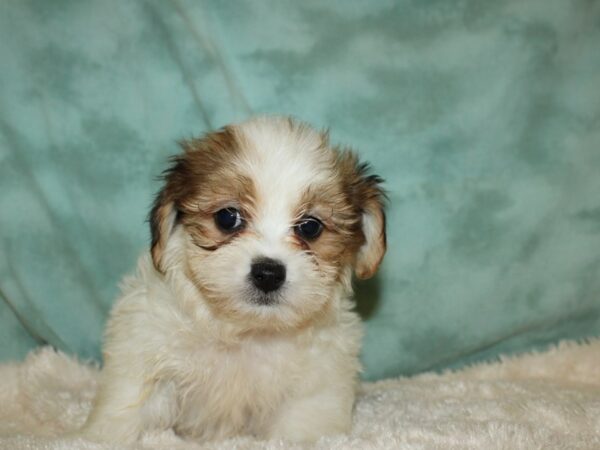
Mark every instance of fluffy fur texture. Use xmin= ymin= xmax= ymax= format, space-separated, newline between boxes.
xmin=80 ymin=117 xmax=387 ymax=443
xmin=1 ymin=340 xmax=599 ymax=449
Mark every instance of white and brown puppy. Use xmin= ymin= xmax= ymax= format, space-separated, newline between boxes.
xmin=82 ymin=116 xmax=386 ymax=443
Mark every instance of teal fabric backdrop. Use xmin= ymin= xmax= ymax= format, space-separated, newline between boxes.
xmin=0 ymin=0 xmax=599 ymax=380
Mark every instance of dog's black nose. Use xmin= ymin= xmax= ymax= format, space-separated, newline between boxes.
xmin=250 ymin=258 xmax=286 ymax=293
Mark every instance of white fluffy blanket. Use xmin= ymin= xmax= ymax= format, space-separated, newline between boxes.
xmin=1 ymin=341 xmax=599 ymax=449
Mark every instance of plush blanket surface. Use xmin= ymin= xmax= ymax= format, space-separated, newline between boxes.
xmin=1 ymin=340 xmax=598 ymax=449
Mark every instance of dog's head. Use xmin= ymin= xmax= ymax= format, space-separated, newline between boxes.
xmin=150 ymin=117 xmax=385 ymax=331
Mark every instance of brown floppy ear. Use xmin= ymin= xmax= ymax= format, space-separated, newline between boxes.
xmin=149 ymin=187 xmax=178 ymax=273
xmin=353 ymin=165 xmax=387 ymax=280
xmin=149 ymin=154 xmax=189 ymax=273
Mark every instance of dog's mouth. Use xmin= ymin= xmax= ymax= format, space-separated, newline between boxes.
xmin=247 ymin=289 xmax=282 ymax=306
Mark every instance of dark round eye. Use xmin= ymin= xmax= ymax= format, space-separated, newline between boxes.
xmin=295 ymin=217 xmax=323 ymax=240
xmin=214 ymin=208 xmax=243 ymax=232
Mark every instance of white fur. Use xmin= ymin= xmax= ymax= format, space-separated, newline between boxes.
xmin=80 ymin=117 xmax=367 ymax=443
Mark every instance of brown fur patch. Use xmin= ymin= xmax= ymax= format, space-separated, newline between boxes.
xmin=291 ymin=147 xmax=386 ymax=279
xmin=150 ymin=126 xmax=256 ymax=271
xmin=292 ymin=187 xmax=361 ymax=274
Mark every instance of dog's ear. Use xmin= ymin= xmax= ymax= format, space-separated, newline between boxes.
xmin=345 ymin=156 xmax=386 ymax=280
xmin=149 ymin=185 xmax=178 ymax=273
xmin=149 ymin=151 xmax=192 ymax=273
xmin=336 ymin=150 xmax=387 ymax=279
xmin=355 ymin=175 xmax=386 ymax=279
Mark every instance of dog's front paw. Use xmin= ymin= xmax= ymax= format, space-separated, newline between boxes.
xmin=268 ymin=390 xmax=353 ymax=442
xmin=74 ymin=418 xmax=140 ymax=444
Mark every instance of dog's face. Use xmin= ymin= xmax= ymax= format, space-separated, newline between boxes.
xmin=150 ymin=117 xmax=385 ymax=331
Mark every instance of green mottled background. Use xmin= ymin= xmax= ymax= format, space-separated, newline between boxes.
xmin=0 ymin=0 xmax=599 ymax=380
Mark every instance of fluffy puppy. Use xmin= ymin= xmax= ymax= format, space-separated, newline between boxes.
xmin=81 ymin=116 xmax=386 ymax=443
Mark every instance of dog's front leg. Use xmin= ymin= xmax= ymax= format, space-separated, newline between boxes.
xmin=268 ymin=386 xmax=355 ymax=442
xmin=79 ymin=371 xmax=146 ymax=443
xmin=80 ymin=369 xmax=177 ymax=443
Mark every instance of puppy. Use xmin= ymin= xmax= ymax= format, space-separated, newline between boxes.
xmin=81 ymin=116 xmax=386 ymax=443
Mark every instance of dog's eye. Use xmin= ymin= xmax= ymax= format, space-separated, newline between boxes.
xmin=214 ymin=208 xmax=243 ymax=232
xmin=294 ymin=216 xmax=323 ymax=240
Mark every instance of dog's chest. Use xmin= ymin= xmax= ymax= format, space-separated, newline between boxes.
xmin=164 ymin=335 xmax=307 ymax=439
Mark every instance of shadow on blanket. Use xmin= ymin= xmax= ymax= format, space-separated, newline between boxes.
xmin=0 ymin=340 xmax=599 ymax=449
